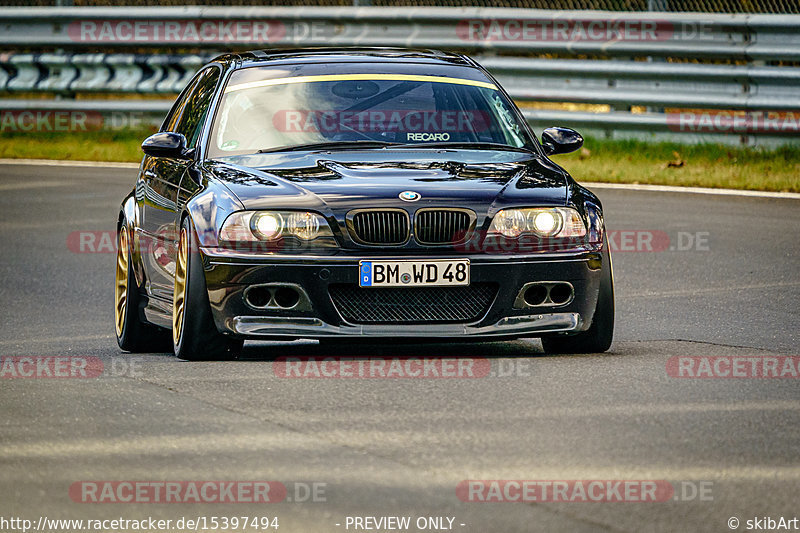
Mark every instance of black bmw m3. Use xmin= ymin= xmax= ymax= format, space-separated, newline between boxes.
xmin=115 ymin=47 xmax=614 ymax=360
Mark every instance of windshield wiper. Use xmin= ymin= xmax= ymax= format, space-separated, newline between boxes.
xmin=392 ymin=142 xmax=534 ymax=153
xmin=257 ymin=141 xmax=398 ymax=154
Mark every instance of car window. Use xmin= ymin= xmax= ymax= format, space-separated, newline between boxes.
xmin=162 ymin=75 xmax=202 ymax=135
xmin=163 ymin=67 xmax=221 ymax=150
xmin=208 ymin=69 xmax=534 ymax=158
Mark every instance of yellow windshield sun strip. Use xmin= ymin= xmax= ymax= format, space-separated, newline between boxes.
xmin=224 ymin=74 xmax=498 ymax=93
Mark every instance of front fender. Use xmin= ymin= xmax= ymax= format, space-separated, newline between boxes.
xmin=567 ymin=180 xmax=606 ymax=249
xmin=183 ymin=178 xmax=245 ymax=248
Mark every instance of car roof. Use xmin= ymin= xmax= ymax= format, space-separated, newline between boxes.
xmin=211 ymin=47 xmax=476 ymax=69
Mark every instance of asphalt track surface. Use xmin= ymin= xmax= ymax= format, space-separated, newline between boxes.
xmin=1 ymin=162 xmax=798 ymax=533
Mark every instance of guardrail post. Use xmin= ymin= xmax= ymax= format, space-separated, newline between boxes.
xmin=0 ymin=53 xmax=11 ymax=92
xmin=609 ymin=57 xmax=632 ymax=140
xmin=742 ymin=16 xmax=756 ymax=147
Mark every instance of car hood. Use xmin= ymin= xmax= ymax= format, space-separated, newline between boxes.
xmin=206 ymin=148 xmax=568 ymax=213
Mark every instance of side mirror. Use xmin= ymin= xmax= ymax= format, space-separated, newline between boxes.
xmin=541 ymin=127 xmax=583 ymax=156
xmin=141 ymin=132 xmax=192 ymax=159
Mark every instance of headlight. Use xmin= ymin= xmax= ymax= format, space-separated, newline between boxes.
xmin=492 ymin=209 xmax=527 ymax=238
xmin=527 ymin=210 xmax=561 ymax=236
xmin=252 ymin=212 xmax=283 ymax=240
xmin=489 ymin=207 xmax=586 ymax=238
xmin=286 ymin=211 xmax=321 ymax=241
xmin=220 ymin=210 xmax=334 ymax=243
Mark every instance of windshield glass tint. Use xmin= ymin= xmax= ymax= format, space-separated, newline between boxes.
xmin=208 ymin=70 xmax=531 ymax=157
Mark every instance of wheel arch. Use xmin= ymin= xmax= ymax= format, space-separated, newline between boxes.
xmin=118 ymin=191 xmax=146 ymax=288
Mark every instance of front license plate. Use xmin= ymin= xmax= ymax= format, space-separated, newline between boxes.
xmin=359 ymin=259 xmax=470 ymax=288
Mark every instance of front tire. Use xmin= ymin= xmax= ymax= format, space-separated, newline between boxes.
xmin=172 ymin=217 xmax=243 ymax=361
xmin=115 ymin=224 xmax=171 ymax=352
xmin=541 ymin=242 xmax=614 ymax=354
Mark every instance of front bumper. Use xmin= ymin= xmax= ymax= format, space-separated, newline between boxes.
xmin=201 ymin=250 xmax=604 ymax=339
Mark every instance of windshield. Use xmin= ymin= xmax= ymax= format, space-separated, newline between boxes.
xmin=208 ymin=68 xmax=533 ymax=158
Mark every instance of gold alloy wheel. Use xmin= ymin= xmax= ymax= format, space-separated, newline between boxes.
xmin=173 ymin=227 xmax=188 ymax=346
xmin=114 ymin=228 xmax=129 ymax=337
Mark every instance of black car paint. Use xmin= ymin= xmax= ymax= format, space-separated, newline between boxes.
xmin=120 ymin=47 xmax=607 ymax=339
xmin=541 ymin=127 xmax=585 ymax=156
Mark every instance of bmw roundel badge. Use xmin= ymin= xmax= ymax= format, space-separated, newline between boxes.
xmin=399 ymin=191 xmax=421 ymax=202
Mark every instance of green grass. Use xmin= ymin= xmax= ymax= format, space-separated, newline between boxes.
xmin=0 ymin=128 xmax=154 ymax=163
xmin=559 ymin=137 xmax=800 ymax=193
xmin=1 ymin=129 xmax=798 ymax=192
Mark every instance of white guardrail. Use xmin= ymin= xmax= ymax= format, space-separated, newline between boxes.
xmin=1 ymin=6 xmax=799 ymax=145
